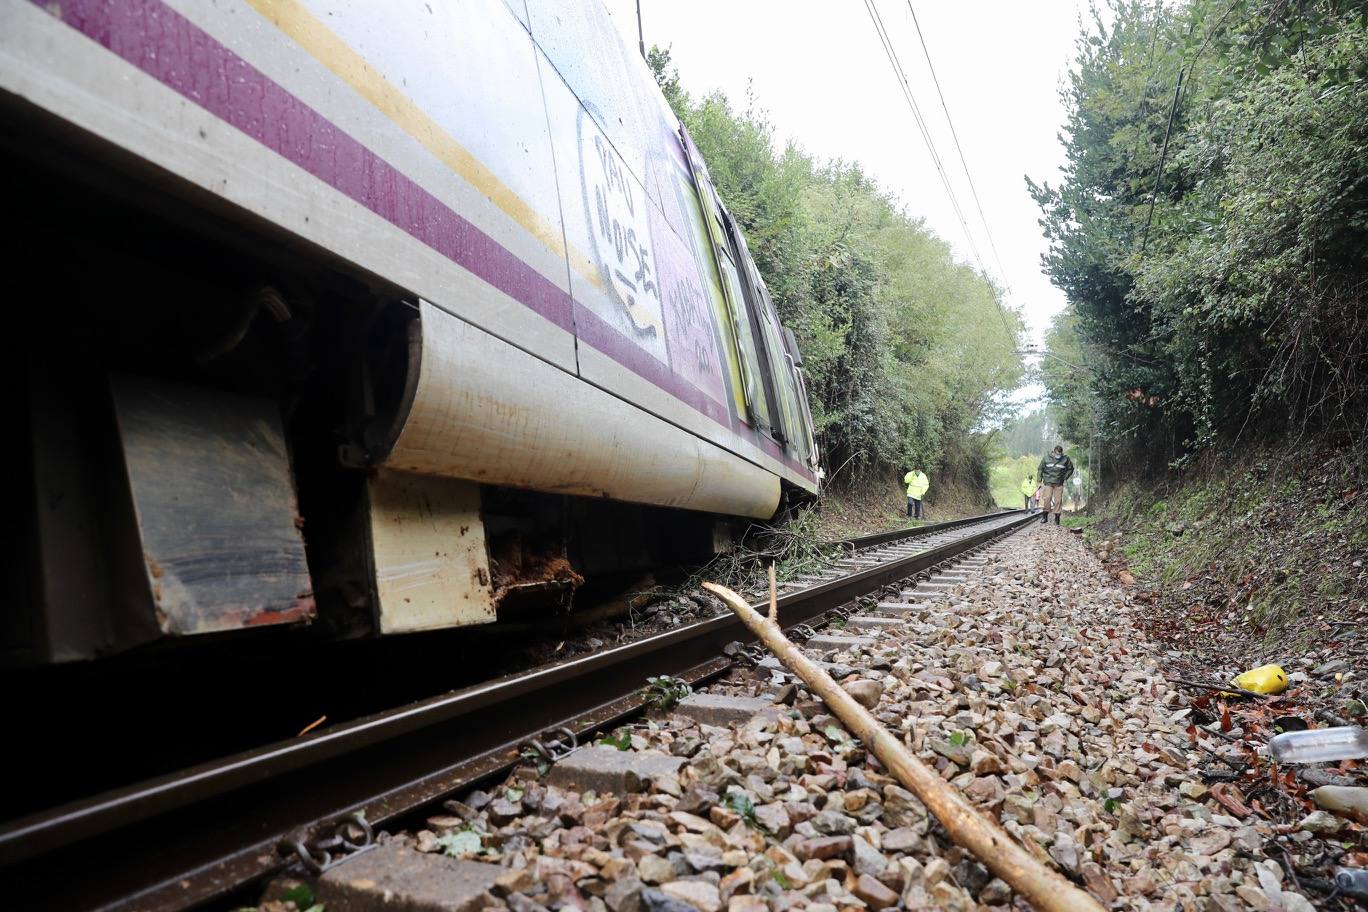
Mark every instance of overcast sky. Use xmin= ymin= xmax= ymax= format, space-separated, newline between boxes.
xmin=602 ymin=0 xmax=1087 ymax=350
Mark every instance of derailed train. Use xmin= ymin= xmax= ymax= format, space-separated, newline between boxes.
xmin=2 ymin=0 xmax=821 ymax=665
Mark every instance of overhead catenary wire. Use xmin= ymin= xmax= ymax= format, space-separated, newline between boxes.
xmin=862 ymin=0 xmax=1019 ymax=348
xmin=862 ymin=0 xmax=983 ymax=272
xmin=904 ymin=2 xmax=1010 ymax=287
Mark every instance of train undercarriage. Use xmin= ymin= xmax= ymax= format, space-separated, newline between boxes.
xmin=6 ymin=137 xmax=771 ymax=672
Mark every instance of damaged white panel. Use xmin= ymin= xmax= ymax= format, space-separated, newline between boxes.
xmin=367 ymin=470 xmax=496 ymax=633
xmin=382 ymin=301 xmax=782 ymax=519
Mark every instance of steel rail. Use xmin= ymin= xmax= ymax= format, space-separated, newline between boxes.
xmin=835 ymin=508 xmax=1024 ymax=552
xmin=0 ymin=510 xmax=1036 ymax=911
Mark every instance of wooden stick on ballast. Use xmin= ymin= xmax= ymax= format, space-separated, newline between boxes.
xmin=767 ymin=561 xmax=778 ymax=623
xmin=702 ymin=582 xmax=1107 ymax=912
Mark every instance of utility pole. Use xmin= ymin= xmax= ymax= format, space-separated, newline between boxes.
xmin=636 ymin=0 xmax=646 ymax=59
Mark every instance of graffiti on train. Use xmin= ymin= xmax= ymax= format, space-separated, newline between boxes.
xmin=576 ymin=106 xmax=728 ymax=406
xmin=579 ymin=109 xmax=664 ymax=341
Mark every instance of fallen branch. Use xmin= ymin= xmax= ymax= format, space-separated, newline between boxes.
xmin=703 ymin=582 xmax=1107 ymax=912
xmin=1170 ymin=677 xmax=1270 ymax=700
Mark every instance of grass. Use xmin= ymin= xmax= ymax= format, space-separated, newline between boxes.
xmin=1089 ymin=442 xmax=1367 ymax=654
xmin=809 ymin=471 xmax=998 ymax=539
xmin=989 ymin=455 xmax=1038 ymax=509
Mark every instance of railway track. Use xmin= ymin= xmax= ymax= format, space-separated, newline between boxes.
xmin=0 ymin=509 xmax=1037 ymax=911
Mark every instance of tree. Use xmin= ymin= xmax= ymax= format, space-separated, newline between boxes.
xmin=1032 ymin=1 xmax=1368 ymax=468
xmin=650 ymin=47 xmax=1024 ymax=485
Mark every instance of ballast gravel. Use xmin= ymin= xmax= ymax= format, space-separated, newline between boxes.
xmin=317 ymin=525 xmax=1330 ymax=912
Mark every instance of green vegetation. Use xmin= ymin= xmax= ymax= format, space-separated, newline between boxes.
xmin=642 ymin=675 xmax=692 ymax=711
xmin=1033 ymin=0 xmax=1368 ymax=465
xmin=989 ymin=454 xmax=1038 ymax=508
xmin=595 ymin=727 xmax=633 ymax=751
xmin=651 ymin=50 xmax=1023 ymax=487
xmin=724 ymin=790 xmax=773 ymax=834
xmin=1083 ymin=446 xmax=1366 ymax=649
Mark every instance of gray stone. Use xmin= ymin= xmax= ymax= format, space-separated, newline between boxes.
xmin=1299 ymin=769 xmax=1358 ymax=789
xmin=640 ymin=887 xmax=700 ymax=912
xmin=882 ymin=786 xmax=928 ymax=829
xmin=317 ymin=844 xmax=502 ymax=912
xmin=675 ymin=785 xmax=718 ymax=815
xmin=811 ymin=809 xmax=856 ymax=835
xmin=850 ymin=835 xmax=887 ymax=876
xmin=851 ymin=873 xmax=899 ymax=910
xmin=752 ymin=802 xmax=791 ymax=837
xmin=638 ymin=854 xmax=676 ymax=885
xmin=1308 ymin=785 xmax=1368 ymax=816
xmin=842 ymin=679 xmax=883 ymax=709
xmin=1299 ymin=810 xmax=1344 ymax=834
xmin=547 ymin=746 xmax=685 ymax=795
xmin=659 ymin=881 xmax=721 ymax=912
xmin=979 ymin=879 xmax=1011 ymax=904
xmin=793 ymin=835 xmax=851 ymax=861
xmin=488 ymin=797 xmax=522 ymax=825
xmin=1049 ymin=834 xmax=1080 ymax=874
xmin=928 ymin=739 xmax=972 ymax=766
xmin=606 ymin=879 xmax=645 ymax=912
xmin=881 ymin=827 xmax=920 ymax=852
xmin=673 ymin=693 xmax=774 ymax=727
xmin=806 ymin=633 xmax=877 ymax=651
xmin=953 ymin=860 xmax=991 ymax=896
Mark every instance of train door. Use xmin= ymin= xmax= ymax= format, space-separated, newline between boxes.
xmin=727 ymin=215 xmax=815 ymax=463
xmin=676 ymin=131 xmax=773 ymax=437
xmin=676 ymin=126 xmax=817 ymax=477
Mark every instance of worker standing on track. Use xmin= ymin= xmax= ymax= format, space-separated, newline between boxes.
xmin=1020 ymin=475 xmax=1037 ymax=510
xmin=1036 ymin=446 xmax=1074 ymax=525
xmin=904 ymin=467 xmax=929 ymax=520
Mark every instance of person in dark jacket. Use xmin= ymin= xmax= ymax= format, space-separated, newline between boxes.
xmin=1036 ymin=446 xmax=1074 ymax=525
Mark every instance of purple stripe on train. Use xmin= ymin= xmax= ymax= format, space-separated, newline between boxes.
xmin=37 ymin=0 xmax=573 ymax=330
xmin=572 ymin=304 xmax=733 ymax=428
xmin=34 ymin=0 xmax=815 ymax=483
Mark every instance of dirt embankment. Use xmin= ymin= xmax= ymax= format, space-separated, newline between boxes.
xmin=1078 ymin=443 xmax=1366 ymax=692
xmin=1073 ymin=443 xmax=1367 ymax=876
xmin=812 ymin=471 xmax=1000 ymax=540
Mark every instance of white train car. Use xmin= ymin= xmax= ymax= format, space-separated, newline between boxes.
xmin=1 ymin=0 xmax=819 ymax=663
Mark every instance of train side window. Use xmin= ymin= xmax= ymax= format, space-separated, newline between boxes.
xmin=782 ymin=325 xmax=818 ymax=465
xmin=753 ymin=282 xmax=808 ymax=458
xmin=676 ymin=125 xmax=778 ymax=437
xmin=712 ymin=233 xmax=772 ymax=431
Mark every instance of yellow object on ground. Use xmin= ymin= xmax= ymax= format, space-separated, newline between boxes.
xmin=1231 ymin=664 xmax=1289 ymax=694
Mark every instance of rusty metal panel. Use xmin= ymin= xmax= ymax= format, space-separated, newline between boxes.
xmin=110 ymin=375 xmax=314 ymax=634
xmin=366 ymin=471 xmax=496 ymax=633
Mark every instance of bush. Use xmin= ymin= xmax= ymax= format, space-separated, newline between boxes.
xmin=1033 ymin=1 xmax=1368 ymax=463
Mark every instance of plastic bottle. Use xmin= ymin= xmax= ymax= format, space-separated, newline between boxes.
xmin=1268 ymin=725 xmax=1368 ymax=764
xmin=1335 ymin=867 xmax=1368 ymax=900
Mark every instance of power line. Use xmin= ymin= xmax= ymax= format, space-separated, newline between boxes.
xmin=863 ymin=0 xmax=1019 ymax=348
xmin=862 ymin=0 xmax=983 ymax=272
xmin=904 ymin=2 xmax=1010 ymax=287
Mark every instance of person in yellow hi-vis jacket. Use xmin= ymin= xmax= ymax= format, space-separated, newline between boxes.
xmin=1020 ymin=475 xmax=1037 ymax=510
xmin=903 ymin=468 xmax=929 ymax=519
